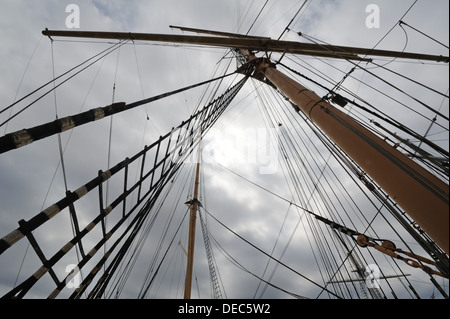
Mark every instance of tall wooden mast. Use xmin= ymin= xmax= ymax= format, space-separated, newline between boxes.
xmin=184 ymin=143 xmax=202 ymax=299
xmin=239 ymin=50 xmax=449 ymax=254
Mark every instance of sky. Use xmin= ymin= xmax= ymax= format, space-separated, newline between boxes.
xmin=0 ymin=0 xmax=448 ymax=299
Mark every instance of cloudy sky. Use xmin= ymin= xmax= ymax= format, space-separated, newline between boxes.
xmin=0 ymin=0 xmax=448 ymax=299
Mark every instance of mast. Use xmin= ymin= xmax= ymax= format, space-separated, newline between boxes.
xmin=184 ymin=143 xmax=202 ymax=299
xmin=239 ymin=50 xmax=449 ymax=255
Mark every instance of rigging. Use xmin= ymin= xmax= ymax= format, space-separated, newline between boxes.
xmin=0 ymin=40 xmax=128 ymax=128
xmin=0 ymin=5 xmax=448 ymax=299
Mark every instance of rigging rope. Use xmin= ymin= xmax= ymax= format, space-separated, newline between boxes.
xmin=198 ymin=209 xmax=224 ymax=299
xmin=51 ymin=39 xmax=87 ymax=287
xmin=0 ymin=40 xmax=128 ymax=128
xmin=399 ymin=20 xmax=449 ymax=49
xmin=245 ymin=0 xmax=269 ymax=35
xmin=234 ymin=91 xmax=445 ymax=284
xmin=3 ymin=35 xmax=43 ymax=134
xmin=253 ymin=203 xmax=292 ymax=299
xmin=213 ymin=83 xmax=448 ymax=293
xmin=202 ymin=206 xmax=342 ymax=299
xmin=287 ymin=53 xmax=449 ymax=133
xmin=213 ymin=160 xmax=364 ymax=298
xmin=134 ymin=167 xmax=194 ymax=299
xmin=0 ymin=73 xmax=249 ymax=298
xmin=278 ymin=59 xmax=449 ymax=162
xmin=50 ymin=39 xmax=69 ymax=192
xmin=0 ymin=71 xmax=240 ymax=155
xmin=369 ymin=60 xmax=449 ymax=99
xmin=78 ymin=76 xmax=250 ymax=299
xmin=277 ymin=0 xmax=308 ymax=41
xmin=299 ymin=32 xmax=450 ymax=122
xmin=138 ymin=208 xmax=189 ymax=299
xmin=208 ymin=227 xmax=308 ymax=299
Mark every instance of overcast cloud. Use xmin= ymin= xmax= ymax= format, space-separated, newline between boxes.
xmin=0 ymin=0 xmax=448 ymax=299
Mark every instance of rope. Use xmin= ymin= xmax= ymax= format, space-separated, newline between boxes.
xmin=279 ymin=59 xmax=449 ymax=159
xmin=51 ymin=38 xmax=88 ymax=294
xmin=299 ymin=32 xmax=449 ymax=122
xmin=245 ymin=0 xmax=269 ymax=35
xmin=253 ymin=203 xmax=292 ymax=298
xmin=369 ymin=60 xmax=449 ymax=98
xmin=202 ymin=206 xmax=342 ymax=299
xmin=0 ymin=71 xmax=240 ymax=155
xmin=0 ymin=40 xmax=127 ymax=127
xmin=400 ymin=20 xmax=449 ymax=49
xmin=50 ymin=40 xmax=69 ymax=192
xmin=277 ymin=0 xmax=309 ymax=40
xmin=3 ymin=35 xmax=43 ymax=134
xmin=361 ymin=0 xmax=418 ymax=62
xmin=208 ymin=227 xmax=308 ymax=299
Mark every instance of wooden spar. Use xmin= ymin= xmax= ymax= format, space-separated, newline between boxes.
xmin=41 ymin=29 xmax=449 ymax=63
xmin=184 ymin=143 xmax=202 ymax=299
xmin=240 ymin=51 xmax=449 ymax=255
